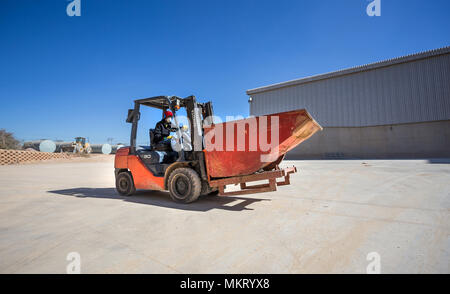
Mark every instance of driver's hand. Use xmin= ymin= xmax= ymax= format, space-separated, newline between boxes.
xmin=182 ymin=125 xmax=188 ymax=131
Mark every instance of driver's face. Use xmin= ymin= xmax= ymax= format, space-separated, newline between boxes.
xmin=165 ymin=117 xmax=172 ymax=123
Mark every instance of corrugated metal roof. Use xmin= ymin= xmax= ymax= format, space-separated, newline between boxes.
xmin=246 ymin=46 xmax=450 ymax=95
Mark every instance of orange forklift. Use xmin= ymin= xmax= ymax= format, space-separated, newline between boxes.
xmin=114 ymin=95 xmax=322 ymax=203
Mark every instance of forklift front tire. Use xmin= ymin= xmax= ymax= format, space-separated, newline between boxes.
xmin=116 ymin=172 xmax=136 ymax=196
xmin=168 ymin=168 xmax=201 ymax=203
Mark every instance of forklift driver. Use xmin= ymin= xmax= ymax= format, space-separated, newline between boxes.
xmin=153 ymin=110 xmax=178 ymax=151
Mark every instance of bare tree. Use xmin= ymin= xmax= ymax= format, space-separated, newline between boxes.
xmin=0 ymin=129 xmax=21 ymax=150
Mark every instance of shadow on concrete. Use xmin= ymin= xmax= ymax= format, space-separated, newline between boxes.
xmin=48 ymin=187 xmax=270 ymax=212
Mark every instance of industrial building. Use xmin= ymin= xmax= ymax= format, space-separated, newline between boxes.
xmin=247 ymin=46 xmax=450 ymax=159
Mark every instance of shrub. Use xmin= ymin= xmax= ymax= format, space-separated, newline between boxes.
xmin=0 ymin=129 xmax=21 ymax=150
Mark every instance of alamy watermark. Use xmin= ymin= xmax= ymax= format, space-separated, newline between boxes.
xmin=366 ymin=0 xmax=381 ymax=17
xmin=65 ymin=1 xmax=380 ymax=19
xmin=66 ymin=252 xmax=81 ymax=274
xmin=366 ymin=252 xmax=381 ymax=274
xmin=66 ymin=0 xmax=81 ymax=17
xmin=169 ymin=114 xmax=281 ymax=163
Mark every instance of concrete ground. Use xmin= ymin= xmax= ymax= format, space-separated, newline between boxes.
xmin=0 ymin=156 xmax=448 ymax=274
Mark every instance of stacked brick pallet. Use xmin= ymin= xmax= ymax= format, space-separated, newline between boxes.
xmin=0 ymin=149 xmax=71 ymax=165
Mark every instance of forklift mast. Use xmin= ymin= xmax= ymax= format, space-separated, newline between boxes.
xmin=184 ymin=96 xmax=204 ymax=152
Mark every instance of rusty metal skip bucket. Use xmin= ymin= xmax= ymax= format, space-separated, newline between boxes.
xmin=203 ymin=109 xmax=323 ymax=178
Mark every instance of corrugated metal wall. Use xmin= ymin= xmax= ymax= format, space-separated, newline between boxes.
xmin=249 ymin=52 xmax=450 ymax=127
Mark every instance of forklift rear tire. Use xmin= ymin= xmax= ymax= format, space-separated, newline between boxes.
xmin=168 ymin=168 xmax=201 ymax=203
xmin=116 ymin=172 xmax=136 ymax=196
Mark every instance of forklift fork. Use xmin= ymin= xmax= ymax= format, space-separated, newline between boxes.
xmin=209 ymin=166 xmax=297 ymax=196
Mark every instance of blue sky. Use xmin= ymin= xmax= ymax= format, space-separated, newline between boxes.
xmin=0 ymin=0 xmax=449 ymax=145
